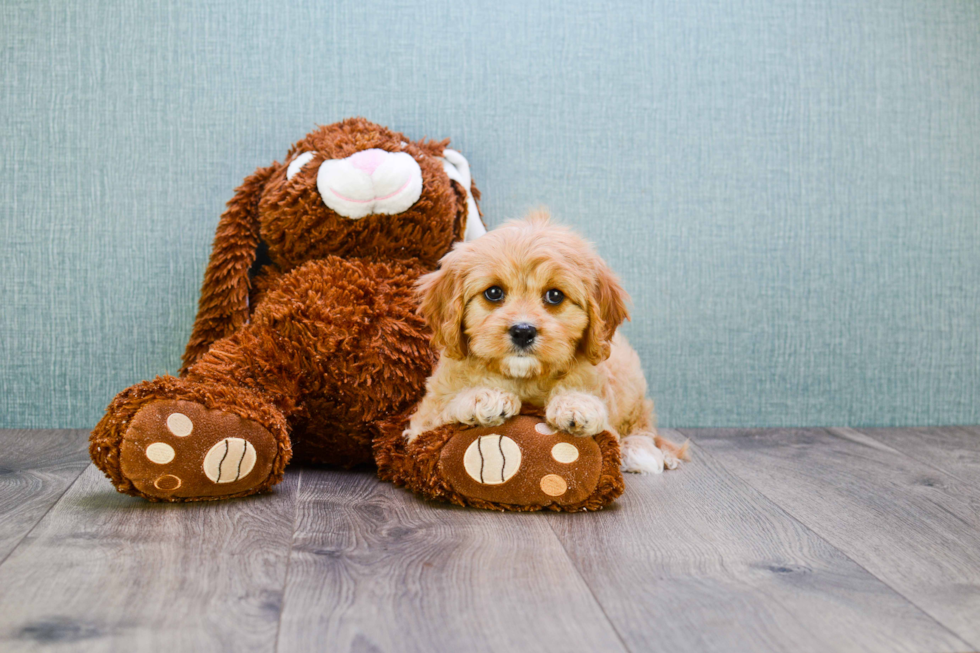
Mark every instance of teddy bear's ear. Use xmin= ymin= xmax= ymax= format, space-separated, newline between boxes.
xmin=180 ymin=164 xmax=276 ymax=374
xmin=440 ymin=149 xmax=486 ymax=242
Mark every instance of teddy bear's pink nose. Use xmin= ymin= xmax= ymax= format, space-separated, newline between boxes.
xmin=348 ymin=149 xmax=386 ymax=176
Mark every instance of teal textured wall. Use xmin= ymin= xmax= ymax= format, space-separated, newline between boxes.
xmin=2 ymin=0 xmax=978 ymax=429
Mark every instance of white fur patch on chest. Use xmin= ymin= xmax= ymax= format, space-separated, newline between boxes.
xmin=500 ymin=355 xmax=542 ymax=379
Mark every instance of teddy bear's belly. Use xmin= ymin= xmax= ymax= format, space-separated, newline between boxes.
xmin=248 ymin=256 xmax=438 ymax=465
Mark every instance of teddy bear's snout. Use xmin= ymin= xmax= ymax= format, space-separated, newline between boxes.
xmin=316 ymin=148 xmax=423 ymax=220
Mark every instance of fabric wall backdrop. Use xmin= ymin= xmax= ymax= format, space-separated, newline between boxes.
xmin=2 ymin=0 xmax=978 ymax=429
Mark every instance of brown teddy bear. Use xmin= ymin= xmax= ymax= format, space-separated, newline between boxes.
xmin=90 ymin=117 xmax=623 ymax=511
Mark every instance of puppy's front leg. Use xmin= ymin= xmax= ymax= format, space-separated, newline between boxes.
xmin=448 ymin=387 xmax=522 ymax=428
xmin=546 ymin=391 xmax=608 ymax=437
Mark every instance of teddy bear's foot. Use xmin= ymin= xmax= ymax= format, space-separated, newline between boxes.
xmin=113 ymin=399 xmax=284 ymax=501
xmin=92 ymin=377 xmax=291 ymax=502
xmin=376 ymin=409 xmax=625 ymax=511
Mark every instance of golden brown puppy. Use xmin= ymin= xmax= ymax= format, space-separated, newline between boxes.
xmin=406 ymin=210 xmax=688 ymax=473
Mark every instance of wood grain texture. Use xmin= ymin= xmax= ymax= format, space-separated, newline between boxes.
xmin=0 ymin=464 xmax=299 ymax=653
xmin=549 ymin=431 xmax=969 ymax=653
xmin=690 ymin=426 xmax=980 ymax=650
xmin=276 ymin=467 xmax=626 ymax=653
xmin=0 ymin=430 xmax=90 ymax=564
xmin=3 ymin=428 xmax=979 ymax=652
xmin=858 ymin=426 xmax=980 ymax=489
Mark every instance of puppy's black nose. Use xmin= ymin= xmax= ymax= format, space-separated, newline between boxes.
xmin=509 ymin=323 xmax=537 ymax=348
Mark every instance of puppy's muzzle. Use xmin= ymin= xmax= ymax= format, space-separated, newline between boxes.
xmin=509 ymin=323 xmax=537 ymax=349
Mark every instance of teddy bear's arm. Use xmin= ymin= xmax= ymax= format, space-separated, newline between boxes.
xmin=180 ymin=164 xmax=276 ymax=374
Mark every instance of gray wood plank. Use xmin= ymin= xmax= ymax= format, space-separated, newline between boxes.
xmin=0 ymin=429 xmax=90 ymax=563
xmin=550 ymin=431 xmax=969 ymax=653
xmin=690 ymin=426 xmax=980 ymax=650
xmin=0 ymin=463 xmax=298 ymax=653
xmin=858 ymin=425 xmax=980 ymax=489
xmin=276 ymin=468 xmax=627 ymax=653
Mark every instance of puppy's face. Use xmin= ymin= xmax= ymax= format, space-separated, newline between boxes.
xmin=417 ymin=213 xmax=630 ymax=379
xmin=463 ymin=256 xmax=590 ymax=378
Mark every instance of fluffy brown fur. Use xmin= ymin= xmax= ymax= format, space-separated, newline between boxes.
xmin=407 ymin=211 xmax=689 ymax=474
xmin=90 ymin=118 xmax=479 ymax=500
xmin=181 ymin=119 xmax=471 ymax=373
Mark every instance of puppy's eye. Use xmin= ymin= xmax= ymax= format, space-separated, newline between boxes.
xmin=286 ymin=152 xmax=316 ymax=181
xmin=484 ymin=286 xmax=505 ymax=302
xmin=544 ymin=289 xmax=565 ymax=305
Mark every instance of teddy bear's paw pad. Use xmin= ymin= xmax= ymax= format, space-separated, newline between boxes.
xmin=462 ymin=435 xmax=522 ymax=485
xmin=119 ymin=400 xmax=277 ymax=500
xmin=438 ymin=415 xmax=604 ymax=507
xmin=203 ymin=438 xmax=257 ymax=484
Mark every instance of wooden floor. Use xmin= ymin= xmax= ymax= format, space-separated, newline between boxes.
xmin=0 ymin=427 xmax=978 ymax=653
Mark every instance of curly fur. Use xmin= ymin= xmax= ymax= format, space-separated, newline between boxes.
xmin=407 ymin=211 xmax=689 ymax=473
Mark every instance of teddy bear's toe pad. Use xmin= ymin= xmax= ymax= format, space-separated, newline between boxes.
xmin=438 ymin=416 xmax=604 ymax=506
xmin=119 ymin=400 xmax=277 ymax=499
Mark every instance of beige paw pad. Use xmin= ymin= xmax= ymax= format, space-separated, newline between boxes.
xmin=203 ymin=438 xmax=257 ymax=484
xmin=463 ymin=434 xmax=522 ymax=485
xmin=540 ymin=474 xmax=567 ymax=497
xmin=534 ymin=422 xmax=556 ymax=435
xmin=154 ymin=474 xmax=182 ymax=491
xmin=550 ymin=442 xmax=579 ymax=464
xmin=145 ymin=442 xmax=175 ymax=464
xmin=166 ymin=412 xmax=194 ymax=437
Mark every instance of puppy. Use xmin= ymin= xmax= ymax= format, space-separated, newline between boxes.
xmin=406 ymin=210 xmax=688 ymax=473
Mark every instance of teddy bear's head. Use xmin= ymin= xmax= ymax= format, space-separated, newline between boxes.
xmin=254 ymin=118 xmax=483 ymax=269
xmin=180 ymin=118 xmax=484 ymax=372
xmin=228 ymin=117 xmax=483 ymax=271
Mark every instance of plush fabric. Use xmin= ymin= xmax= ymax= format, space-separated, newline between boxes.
xmin=89 ymin=119 xmax=483 ymax=501
xmin=90 ymin=376 xmax=292 ymax=502
xmin=375 ymin=408 xmax=624 ymax=512
xmin=440 ymin=150 xmax=485 ymax=242
xmin=316 ymin=149 xmax=424 ymax=219
xmin=286 ymin=152 xmax=316 ymax=181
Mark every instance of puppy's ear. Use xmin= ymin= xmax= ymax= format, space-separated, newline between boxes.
xmin=415 ymin=250 xmax=469 ymax=360
xmin=180 ymin=164 xmax=276 ymax=374
xmin=581 ymin=262 xmax=631 ymax=365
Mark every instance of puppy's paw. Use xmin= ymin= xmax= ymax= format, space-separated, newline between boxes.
xmin=620 ymin=435 xmax=666 ymax=474
xmin=654 ymin=435 xmax=690 ymax=470
xmin=448 ymin=387 xmax=522 ymax=427
xmin=546 ymin=392 xmax=607 ymax=437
